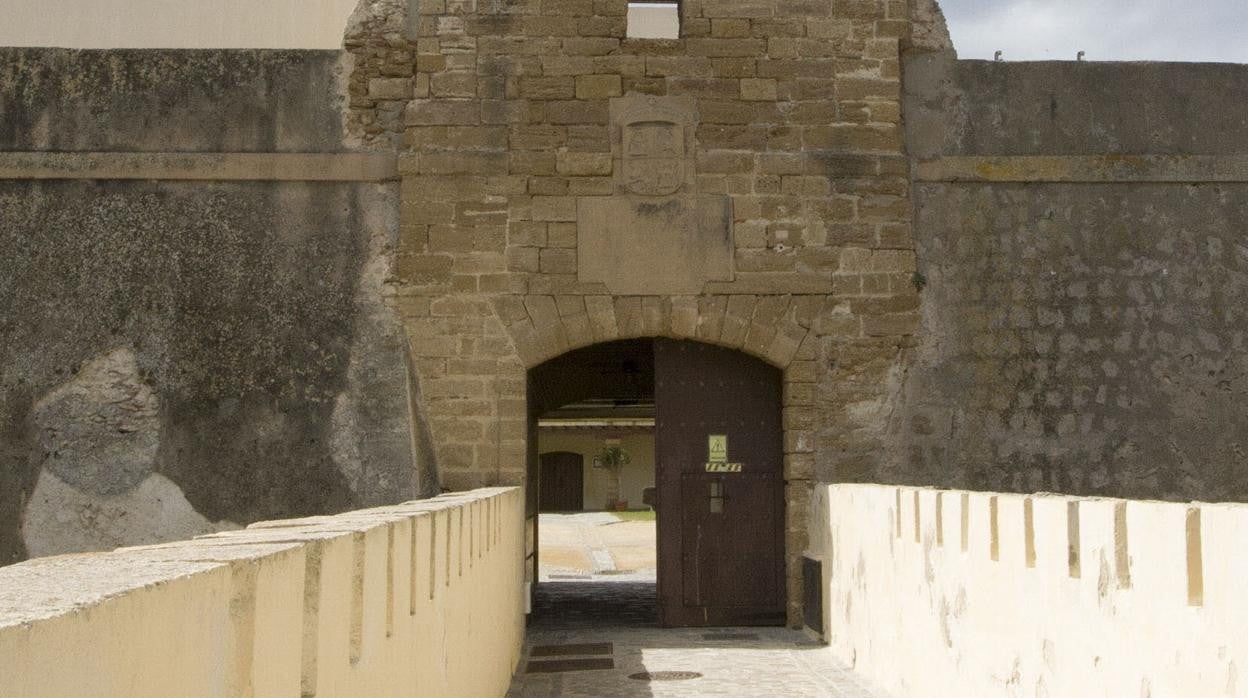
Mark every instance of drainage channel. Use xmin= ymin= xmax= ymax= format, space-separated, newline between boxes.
xmin=524 ymin=642 xmax=615 ymax=674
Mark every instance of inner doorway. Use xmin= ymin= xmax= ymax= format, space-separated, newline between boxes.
xmin=527 ymin=338 xmax=786 ymax=628
xmin=538 ymin=452 xmax=584 ymax=512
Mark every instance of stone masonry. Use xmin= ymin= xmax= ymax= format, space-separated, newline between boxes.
xmin=343 ymin=0 xmax=952 ymax=624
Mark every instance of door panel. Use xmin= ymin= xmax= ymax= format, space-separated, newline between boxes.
xmin=539 ymin=452 xmax=584 ymax=512
xmin=655 ymin=339 xmax=785 ymax=627
xmin=681 ymin=473 xmax=781 ymax=608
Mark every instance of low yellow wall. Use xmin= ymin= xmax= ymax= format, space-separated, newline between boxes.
xmin=0 ymin=487 xmax=525 ymax=698
xmin=809 ymin=484 xmax=1247 ymax=698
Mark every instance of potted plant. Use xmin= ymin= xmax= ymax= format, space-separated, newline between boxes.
xmin=599 ymin=444 xmax=631 ymax=510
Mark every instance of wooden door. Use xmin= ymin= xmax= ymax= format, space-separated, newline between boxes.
xmin=539 ymin=451 xmax=584 ymax=512
xmin=655 ymin=339 xmax=785 ymax=627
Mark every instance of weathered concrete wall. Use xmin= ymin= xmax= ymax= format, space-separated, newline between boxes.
xmin=905 ymin=58 xmax=1248 ymax=159
xmin=810 ymin=484 xmax=1246 ymax=698
xmin=0 ymin=48 xmax=421 ymax=565
xmin=893 ymin=56 xmax=1248 ymax=501
xmin=0 ymin=487 xmax=525 ymax=698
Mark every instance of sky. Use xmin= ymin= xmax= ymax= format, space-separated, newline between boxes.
xmin=939 ymin=0 xmax=1248 ymax=63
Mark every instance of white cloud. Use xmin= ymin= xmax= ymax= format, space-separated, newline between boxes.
xmin=940 ymin=0 xmax=1248 ymax=63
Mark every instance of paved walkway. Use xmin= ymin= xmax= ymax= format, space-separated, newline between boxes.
xmin=518 ymin=513 xmax=886 ymax=696
xmin=509 ymin=580 xmax=888 ymax=697
xmin=509 ymin=619 xmax=887 ymax=697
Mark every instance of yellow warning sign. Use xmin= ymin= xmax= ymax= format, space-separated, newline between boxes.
xmin=708 ymin=435 xmax=728 ymax=463
xmin=705 ymin=462 xmax=743 ymax=473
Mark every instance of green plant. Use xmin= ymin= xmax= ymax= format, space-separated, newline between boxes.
xmin=599 ymin=445 xmax=631 ymax=470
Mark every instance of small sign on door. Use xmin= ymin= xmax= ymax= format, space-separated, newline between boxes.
xmin=708 ymin=435 xmax=728 ymax=463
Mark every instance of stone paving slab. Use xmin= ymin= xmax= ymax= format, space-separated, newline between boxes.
xmin=507 ymin=626 xmax=888 ymax=698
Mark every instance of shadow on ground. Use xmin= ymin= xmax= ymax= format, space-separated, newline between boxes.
xmin=529 ymin=581 xmax=658 ymax=631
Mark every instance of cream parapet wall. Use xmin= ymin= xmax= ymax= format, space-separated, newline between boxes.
xmin=0 ymin=488 xmax=525 ymax=698
xmin=0 ymin=0 xmax=361 ymax=49
xmin=809 ymin=484 xmax=1246 ymax=698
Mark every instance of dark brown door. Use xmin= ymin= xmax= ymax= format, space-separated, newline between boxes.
xmin=655 ymin=339 xmax=785 ymax=627
xmin=539 ymin=451 xmax=584 ymax=512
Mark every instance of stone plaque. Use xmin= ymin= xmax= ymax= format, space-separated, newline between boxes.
xmin=576 ymin=95 xmax=734 ymax=295
xmin=577 ymin=195 xmax=734 ymax=295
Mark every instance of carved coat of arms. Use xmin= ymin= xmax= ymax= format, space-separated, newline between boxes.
xmin=622 ymin=120 xmax=685 ymax=196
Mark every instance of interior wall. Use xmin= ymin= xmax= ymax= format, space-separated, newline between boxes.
xmin=538 ymin=432 xmax=656 ymax=511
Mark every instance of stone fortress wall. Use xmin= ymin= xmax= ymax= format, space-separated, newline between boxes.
xmin=0 ymin=47 xmax=427 ymax=566
xmin=352 ymin=0 xmax=946 ymax=623
xmin=1 ymin=0 xmax=1247 ymax=628
xmin=893 ymin=57 xmax=1248 ymax=502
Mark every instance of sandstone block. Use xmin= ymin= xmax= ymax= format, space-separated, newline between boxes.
xmin=542 ymin=0 xmax=594 ymax=15
xmin=529 ymin=177 xmax=570 ymax=195
xmin=506 ymin=246 xmax=540 ymax=272
xmin=416 ymin=54 xmax=446 ymax=72
xmin=710 ymin=18 xmax=751 ymax=38
xmin=567 ymin=177 xmax=614 ymax=196
xmin=546 ymin=100 xmax=609 ymax=124
xmin=563 ymin=38 xmax=620 ymax=55
xmin=406 ymin=99 xmax=479 ymax=126
xmin=531 ymin=196 xmax=578 ymax=221
xmin=418 ymin=151 xmax=508 ymax=175
xmin=522 ymin=16 xmax=579 ymax=36
xmin=712 ymin=57 xmax=757 ymax=78
xmin=575 ymin=74 xmax=623 ymax=99
xmin=862 ymin=313 xmax=920 ymax=337
xmin=369 ymin=78 xmax=413 ymax=100
xmin=547 ymin=222 xmax=579 ymax=247
xmin=579 ymin=16 xmax=627 ymax=37
xmin=520 ymin=76 xmax=575 ymax=99
xmin=685 ymin=38 xmax=768 ymax=57
xmin=508 ymin=221 xmax=547 ymax=246
xmin=556 ymin=151 xmax=613 ymax=176
xmin=740 ymin=78 xmax=778 ymax=101
xmin=509 ymin=151 xmax=557 ymax=175
xmin=431 ymin=73 xmax=477 ymax=98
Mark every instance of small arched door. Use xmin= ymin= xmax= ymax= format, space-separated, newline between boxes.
xmin=539 ymin=451 xmax=584 ymax=512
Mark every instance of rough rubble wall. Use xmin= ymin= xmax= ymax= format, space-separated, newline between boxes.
xmin=0 ymin=48 xmax=418 ymax=564
xmin=892 ymin=56 xmax=1248 ymax=501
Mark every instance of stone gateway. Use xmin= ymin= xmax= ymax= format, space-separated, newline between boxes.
xmin=1 ymin=0 xmax=1247 ymax=633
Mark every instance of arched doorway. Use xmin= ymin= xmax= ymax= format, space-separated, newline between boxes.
xmin=537 ymin=451 xmax=584 ymax=512
xmin=528 ymin=338 xmax=785 ymax=627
